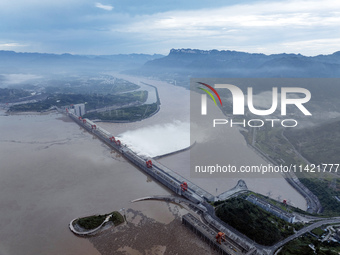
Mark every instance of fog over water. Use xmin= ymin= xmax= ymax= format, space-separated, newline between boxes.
xmin=0 ymin=74 xmax=42 ymax=87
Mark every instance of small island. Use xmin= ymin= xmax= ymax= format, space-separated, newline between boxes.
xmin=69 ymin=211 xmax=125 ymax=236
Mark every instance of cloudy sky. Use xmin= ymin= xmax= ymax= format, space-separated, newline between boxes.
xmin=1 ymin=0 xmax=339 ymax=55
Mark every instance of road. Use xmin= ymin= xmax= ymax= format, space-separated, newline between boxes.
xmin=249 ymin=127 xmax=322 ymax=214
xmin=268 ymin=217 xmax=340 ymax=254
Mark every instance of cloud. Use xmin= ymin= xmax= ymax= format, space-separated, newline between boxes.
xmin=109 ymin=0 xmax=340 ymax=55
xmin=0 ymin=0 xmax=339 ymax=55
xmin=95 ymin=2 xmax=114 ymax=11
xmin=120 ymin=0 xmax=340 ymax=34
xmin=0 ymin=42 xmax=25 ymax=47
xmin=0 ymin=42 xmax=27 ymax=50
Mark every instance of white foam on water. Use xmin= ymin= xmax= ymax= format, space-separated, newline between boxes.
xmin=119 ymin=121 xmax=190 ymax=158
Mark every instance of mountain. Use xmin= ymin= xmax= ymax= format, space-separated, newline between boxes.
xmin=2 ymin=48 xmax=340 ymax=89
xmin=285 ymin=118 xmax=340 ymax=166
xmin=0 ymin=50 xmax=164 ymax=74
xmin=126 ymin=48 xmax=340 ymax=88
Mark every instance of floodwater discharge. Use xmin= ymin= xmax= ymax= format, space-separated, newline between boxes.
xmin=103 ymin=73 xmax=307 ymax=209
xmin=0 ymin=74 xmax=307 ymax=254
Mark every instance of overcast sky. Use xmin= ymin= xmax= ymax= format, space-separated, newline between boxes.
xmin=1 ymin=0 xmax=339 ymax=55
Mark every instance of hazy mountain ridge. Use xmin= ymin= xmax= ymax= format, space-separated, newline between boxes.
xmin=0 ymin=50 xmax=164 ymax=73
xmin=127 ymin=48 xmax=340 ymax=87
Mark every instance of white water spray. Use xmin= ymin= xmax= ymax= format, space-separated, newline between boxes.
xmin=119 ymin=121 xmax=190 ymax=158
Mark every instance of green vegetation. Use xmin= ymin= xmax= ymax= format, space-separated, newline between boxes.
xmin=110 ymin=211 xmax=125 ymax=226
xmin=285 ymin=120 xmax=340 ymax=169
xmin=311 ymin=227 xmax=325 ymax=237
xmin=77 ymin=215 xmax=107 ymax=230
xmin=44 ymin=77 xmax=139 ymax=95
xmin=279 ymin=119 xmax=340 ymax=216
xmin=215 ymin=197 xmax=298 ymax=246
xmin=6 ymin=75 xmax=159 ymax=122
xmin=77 ymin=211 xmax=124 ymax=230
xmin=255 ymin=127 xmax=340 ymax=216
xmin=9 ymin=91 xmax=147 ymax=112
xmin=278 ymin=234 xmax=340 ymax=255
xmin=244 ymin=126 xmax=306 ymax=167
xmin=0 ymin=88 xmax=31 ymax=102
xmin=83 ymin=103 xmax=158 ymax=122
xmin=298 ymin=178 xmax=340 ymax=216
xmin=8 ymin=75 xmax=144 ymax=113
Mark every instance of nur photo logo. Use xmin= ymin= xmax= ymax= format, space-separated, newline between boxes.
xmin=196 ymin=81 xmax=312 ymax=128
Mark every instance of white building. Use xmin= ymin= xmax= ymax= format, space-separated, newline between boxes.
xmin=72 ymin=103 xmax=86 ymax=116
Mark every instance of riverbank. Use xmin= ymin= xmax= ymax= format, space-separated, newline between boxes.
xmin=83 ymin=81 xmax=161 ymax=123
xmin=88 ymin=102 xmax=160 ymax=123
xmin=243 ymin=130 xmax=320 ymax=214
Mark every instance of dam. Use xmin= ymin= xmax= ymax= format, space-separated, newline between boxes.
xmin=66 ymin=110 xmax=215 ymax=205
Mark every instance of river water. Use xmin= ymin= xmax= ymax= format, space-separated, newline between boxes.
xmin=0 ymin=74 xmax=306 ymax=254
xmin=0 ymin=112 xmax=182 ymax=255
xmin=104 ymin=73 xmax=307 ymax=208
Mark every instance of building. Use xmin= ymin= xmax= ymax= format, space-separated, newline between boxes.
xmin=71 ymin=103 xmax=86 ymax=116
xmin=246 ymin=195 xmax=295 ymax=223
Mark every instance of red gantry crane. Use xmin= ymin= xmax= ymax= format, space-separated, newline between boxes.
xmin=146 ymin=160 xmax=153 ymax=168
xmin=180 ymin=182 xmax=188 ymax=192
xmin=216 ymin=232 xmax=226 ymax=244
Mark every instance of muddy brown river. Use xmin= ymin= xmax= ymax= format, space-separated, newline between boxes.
xmin=0 ymin=75 xmax=307 ymax=254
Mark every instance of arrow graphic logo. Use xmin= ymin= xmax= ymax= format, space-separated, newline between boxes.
xmin=198 ymin=82 xmax=222 ymax=115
